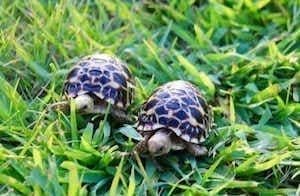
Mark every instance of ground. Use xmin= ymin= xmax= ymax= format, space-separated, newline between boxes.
xmin=0 ymin=0 xmax=299 ymax=195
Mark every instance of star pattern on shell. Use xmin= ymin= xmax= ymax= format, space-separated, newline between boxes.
xmin=136 ymin=80 xmax=211 ymax=144
xmin=63 ymin=53 xmax=134 ymax=109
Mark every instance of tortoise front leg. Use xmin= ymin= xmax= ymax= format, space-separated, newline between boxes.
xmin=133 ymin=132 xmax=152 ymax=154
xmin=185 ymin=143 xmax=208 ymax=157
xmin=111 ymin=109 xmax=133 ymax=123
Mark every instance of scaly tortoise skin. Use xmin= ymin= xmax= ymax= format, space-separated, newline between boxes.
xmin=136 ymin=80 xmax=211 ymax=156
xmin=61 ymin=53 xmax=134 ymax=120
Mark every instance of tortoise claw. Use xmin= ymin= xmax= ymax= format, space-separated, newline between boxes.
xmin=48 ymin=101 xmax=69 ymax=112
xmin=186 ymin=144 xmax=208 ymax=157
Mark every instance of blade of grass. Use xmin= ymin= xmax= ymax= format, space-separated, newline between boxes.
xmin=0 ymin=174 xmax=31 ymax=194
xmin=143 ymin=39 xmax=173 ymax=80
xmin=201 ymin=155 xmax=224 ymax=185
xmin=70 ymin=99 xmax=79 ymax=148
xmin=67 ymin=162 xmax=81 ymax=196
xmin=109 ymin=156 xmax=124 ymax=196
xmin=173 ymin=50 xmax=215 ymax=97
xmin=127 ymin=166 xmax=136 ymax=196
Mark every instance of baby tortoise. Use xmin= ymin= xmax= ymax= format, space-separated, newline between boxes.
xmin=135 ymin=80 xmax=212 ymax=156
xmin=52 ymin=53 xmax=134 ymax=121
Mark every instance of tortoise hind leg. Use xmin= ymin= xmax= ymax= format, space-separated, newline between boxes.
xmin=185 ymin=143 xmax=208 ymax=157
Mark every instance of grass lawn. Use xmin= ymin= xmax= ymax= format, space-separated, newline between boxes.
xmin=0 ymin=0 xmax=299 ymax=195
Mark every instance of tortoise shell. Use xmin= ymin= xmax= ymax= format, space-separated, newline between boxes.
xmin=63 ymin=53 xmax=134 ymax=109
xmin=136 ymin=80 xmax=211 ymax=144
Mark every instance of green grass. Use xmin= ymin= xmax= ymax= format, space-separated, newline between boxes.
xmin=0 ymin=0 xmax=299 ymax=195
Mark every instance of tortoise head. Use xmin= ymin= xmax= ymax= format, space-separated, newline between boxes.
xmin=147 ymin=129 xmax=172 ymax=156
xmin=73 ymin=94 xmax=95 ymax=113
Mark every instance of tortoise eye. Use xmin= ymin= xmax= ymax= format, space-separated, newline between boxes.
xmin=158 ymin=146 xmax=164 ymax=152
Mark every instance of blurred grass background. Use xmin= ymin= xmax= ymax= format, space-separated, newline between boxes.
xmin=0 ymin=0 xmax=299 ymax=195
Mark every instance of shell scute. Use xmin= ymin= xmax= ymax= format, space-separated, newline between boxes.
xmin=82 ymin=83 xmax=101 ymax=92
xmin=144 ymin=99 xmax=158 ymax=111
xmin=179 ymin=121 xmax=190 ymax=131
xmin=105 ymin=64 xmax=117 ymax=71
xmin=182 ymin=97 xmax=195 ymax=105
xmin=157 ymin=92 xmax=170 ymax=99
xmin=174 ymin=110 xmax=188 ymax=120
xmin=79 ymin=74 xmax=90 ymax=82
xmin=98 ymin=76 xmax=110 ymax=85
xmin=67 ymin=68 xmax=80 ymax=79
xmin=112 ymin=72 xmax=126 ymax=87
xmin=66 ymin=83 xmax=81 ymax=97
xmin=158 ymin=117 xmax=168 ymax=125
xmin=190 ymin=107 xmax=202 ymax=122
xmin=78 ymin=61 xmax=90 ymax=67
xmin=102 ymin=86 xmax=117 ymax=100
xmin=89 ymin=69 xmax=102 ymax=76
xmin=155 ymin=106 xmax=168 ymax=115
xmin=168 ymin=118 xmax=179 ymax=128
xmin=103 ymin=70 xmax=110 ymax=77
xmin=166 ymin=99 xmax=180 ymax=110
